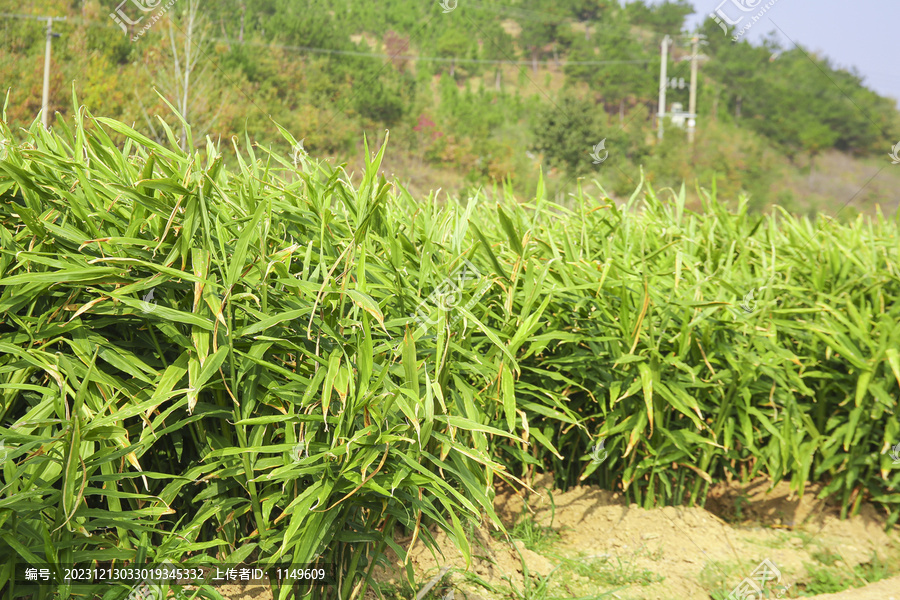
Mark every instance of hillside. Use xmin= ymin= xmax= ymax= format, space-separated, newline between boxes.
xmin=1 ymin=0 xmax=900 ymax=214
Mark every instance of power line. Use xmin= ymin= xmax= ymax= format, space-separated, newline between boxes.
xmin=209 ymin=37 xmax=650 ymax=65
xmin=0 ymin=12 xmax=63 ymax=20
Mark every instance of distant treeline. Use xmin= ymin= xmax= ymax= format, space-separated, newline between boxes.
xmin=2 ymin=0 xmax=898 ymax=207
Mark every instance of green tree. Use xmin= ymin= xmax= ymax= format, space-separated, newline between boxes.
xmin=625 ymin=0 xmax=693 ymax=35
xmin=354 ymin=74 xmax=408 ymax=127
xmin=531 ymin=93 xmax=608 ymax=175
xmin=565 ymin=0 xmax=615 ymax=21
xmin=480 ymin=22 xmax=517 ymax=90
xmin=519 ymin=0 xmax=564 ymax=73
xmin=582 ymin=19 xmax=654 ymax=116
xmin=564 ymin=0 xmax=616 ymax=40
xmin=436 ymin=28 xmax=472 ymax=78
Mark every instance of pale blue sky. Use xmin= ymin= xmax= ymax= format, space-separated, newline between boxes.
xmin=641 ymin=0 xmax=899 ymax=106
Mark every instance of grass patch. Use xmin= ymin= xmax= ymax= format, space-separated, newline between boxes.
xmin=377 ymin=566 xmax=467 ymax=600
xmin=702 ymin=547 xmax=900 ymax=599
xmin=700 ymin=559 xmax=764 ymax=600
xmin=508 ymin=517 xmax=561 ymax=555
xmin=810 ymin=548 xmax=843 ymax=567
xmin=798 ymin=551 xmax=900 ymax=596
xmin=495 ymin=496 xmax=561 ymax=554
xmin=559 ymin=553 xmax=665 ymax=588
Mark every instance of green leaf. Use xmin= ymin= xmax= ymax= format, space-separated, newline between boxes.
xmin=500 ymin=362 xmax=516 ymax=433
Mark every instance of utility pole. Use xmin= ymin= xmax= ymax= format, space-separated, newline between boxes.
xmin=42 ymin=17 xmax=63 ymax=128
xmin=1 ymin=13 xmax=65 ymax=128
xmin=658 ymin=33 xmax=708 ymax=143
xmin=687 ymin=36 xmax=699 ymax=144
xmin=672 ymin=34 xmax=707 ymax=145
xmin=657 ymin=35 xmax=671 ymax=141
xmin=687 ymin=35 xmax=703 ymax=144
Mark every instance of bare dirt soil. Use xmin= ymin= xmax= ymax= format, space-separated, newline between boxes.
xmin=378 ymin=473 xmax=900 ymax=600
xmin=179 ymin=474 xmax=900 ymax=599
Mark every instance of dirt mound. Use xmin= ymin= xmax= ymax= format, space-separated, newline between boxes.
xmin=175 ymin=474 xmax=900 ymax=599
xmin=376 ymin=473 xmax=900 ymax=600
xmin=804 ymin=575 xmax=900 ymax=600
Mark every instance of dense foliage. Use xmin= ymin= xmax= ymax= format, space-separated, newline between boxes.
xmin=2 ymin=105 xmax=899 ymax=599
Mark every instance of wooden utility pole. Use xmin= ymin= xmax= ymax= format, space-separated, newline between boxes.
xmin=679 ymin=34 xmax=707 ymax=145
xmin=1 ymin=13 xmax=66 ymax=128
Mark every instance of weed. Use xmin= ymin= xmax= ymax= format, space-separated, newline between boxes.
xmin=700 ymin=560 xmax=759 ymax=600
xmin=733 ymin=492 xmax=751 ymax=523
xmin=560 ymin=553 xmax=664 ymax=588
xmin=810 ymin=548 xmax=842 ymax=567
xmin=496 ymin=495 xmax=561 ymax=554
